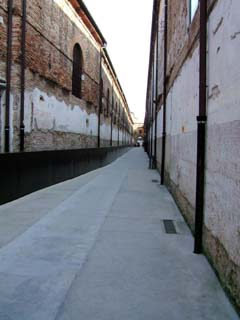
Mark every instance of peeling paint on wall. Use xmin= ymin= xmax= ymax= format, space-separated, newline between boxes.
xmin=25 ymin=88 xmax=99 ymax=136
xmin=146 ymin=0 xmax=240 ymax=309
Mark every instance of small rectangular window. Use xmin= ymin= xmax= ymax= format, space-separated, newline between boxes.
xmin=190 ymin=0 xmax=198 ymax=22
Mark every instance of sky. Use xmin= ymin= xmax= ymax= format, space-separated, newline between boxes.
xmin=83 ymin=0 xmax=154 ymax=123
xmin=191 ymin=0 xmax=199 ymax=20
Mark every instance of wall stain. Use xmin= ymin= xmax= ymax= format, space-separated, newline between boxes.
xmin=209 ymin=85 xmax=221 ymax=100
xmin=231 ymin=31 xmax=240 ymax=40
xmin=213 ymin=17 xmax=224 ymax=35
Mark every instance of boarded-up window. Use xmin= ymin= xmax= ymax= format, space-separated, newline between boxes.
xmin=72 ymin=44 xmax=83 ymax=98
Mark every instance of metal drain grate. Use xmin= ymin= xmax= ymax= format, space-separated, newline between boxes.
xmin=152 ymin=179 xmax=159 ymax=183
xmin=163 ymin=220 xmax=177 ymax=234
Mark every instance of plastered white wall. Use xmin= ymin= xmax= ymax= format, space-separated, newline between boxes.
xmin=207 ymin=0 xmax=240 ymax=126
xmin=205 ymin=0 xmax=240 ymax=265
xmin=167 ymin=47 xmax=199 ymax=137
xmin=100 ymin=122 xmax=111 ymax=140
xmin=24 ymin=88 xmax=131 ymax=144
xmin=154 ymin=0 xmax=240 ymax=266
xmin=24 ymin=88 xmax=99 ymax=136
xmin=112 ymin=128 xmax=118 ymax=142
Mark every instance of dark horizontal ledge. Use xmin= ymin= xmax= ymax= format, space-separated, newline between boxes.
xmin=0 ymin=146 xmax=132 ymax=205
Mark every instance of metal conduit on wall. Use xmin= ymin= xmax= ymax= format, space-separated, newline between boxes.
xmin=5 ymin=0 xmax=13 ymax=153
xmin=194 ymin=0 xmax=208 ymax=254
xmin=20 ymin=0 xmax=27 ymax=152
xmin=97 ymin=50 xmax=103 ymax=148
xmin=160 ymin=0 xmax=168 ymax=185
xmin=153 ymin=15 xmax=159 ymax=170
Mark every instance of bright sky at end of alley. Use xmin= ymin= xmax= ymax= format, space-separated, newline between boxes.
xmin=83 ymin=0 xmax=154 ymax=123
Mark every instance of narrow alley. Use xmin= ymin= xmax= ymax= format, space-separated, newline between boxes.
xmin=0 ymin=148 xmax=238 ymax=320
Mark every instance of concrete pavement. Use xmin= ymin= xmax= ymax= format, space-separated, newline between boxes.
xmin=0 ymin=148 xmax=238 ymax=319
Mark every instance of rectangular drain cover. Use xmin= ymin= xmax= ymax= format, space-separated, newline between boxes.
xmin=152 ymin=179 xmax=159 ymax=183
xmin=163 ymin=220 xmax=177 ymax=234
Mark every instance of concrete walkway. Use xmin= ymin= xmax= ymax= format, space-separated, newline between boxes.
xmin=0 ymin=148 xmax=238 ymax=320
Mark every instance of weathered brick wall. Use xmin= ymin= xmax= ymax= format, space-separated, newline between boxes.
xmin=147 ymin=0 xmax=240 ymax=312
xmin=0 ymin=0 xmax=133 ymax=152
xmin=0 ymin=4 xmax=7 ymax=80
xmin=25 ymin=0 xmax=99 ymax=104
xmin=0 ymin=4 xmax=7 ymax=152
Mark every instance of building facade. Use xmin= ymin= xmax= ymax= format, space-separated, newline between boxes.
xmin=145 ymin=0 xmax=240 ymax=311
xmin=0 ymin=0 xmax=133 ymax=153
xmin=131 ymin=112 xmax=144 ymax=143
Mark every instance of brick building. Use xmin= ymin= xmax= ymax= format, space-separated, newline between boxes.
xmin=145 ymin=0 xmax=240 ymax=311
xmin=0 ymin=0 xmax=133 ymax=152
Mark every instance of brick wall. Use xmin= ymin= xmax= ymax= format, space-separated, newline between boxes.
xmin=0 ymin=0 xmax=133 ymax=152
xmin=146 ymin=0 xmax=240 ymax=311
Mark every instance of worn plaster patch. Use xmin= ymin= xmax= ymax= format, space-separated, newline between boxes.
xmin=230 ymin=31 xmax=240 ymax=40
xmin=209 ymin=85 xmax=221 ymax=100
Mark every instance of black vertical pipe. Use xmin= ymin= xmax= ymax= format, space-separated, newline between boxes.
xmin=117 ymin=104 xmax=120 ymax=146
xmin=123 ymin=113 xmax=124 ymax=145
xmin=110 ymin=83 xmax=113 ymax=146
xmin=20 ymin=0 xmax=26 ymax=152
xmin=146 ymin=104 xmax=149 ymax=153
xmin=148 ymin=106 xmax=150 ymax=155
xmin=122 ymin=112 xmax=124 ymax=145
xmin=124 ymin=114 xmax=126 ymax=145
xmin=153 ymin=17 xmax=159 ymax=169
xmin=194 ymin=0 xmax=207 ymax=254
xmin=150 ymin=65 xmax=155 ymax=168
xmin=149 ymin=65 xmax=154 ymax=168
xmin=97 ymin=50 xmax=102 ymax=148
xmin=124 ymin=113 xmax=125 ymax=145
xmin=146 ymin=109 xmax=149 ymax=153
xmin=161 ymin=0 xmax=168 ymax=184
xmin=5 ymin=0 xmax=13 ymax=153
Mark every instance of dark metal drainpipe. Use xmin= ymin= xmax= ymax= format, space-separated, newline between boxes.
xmin=123 ymin=113 xmax=124 ymax=145
xmin=194 ymin=0 xmax=208 ymax=254
xmin=110 ymin=83 xmax=113 ymax=146
xmin=153 ymin=18 xmax=159 ymax=169
xmin=150 ymin=66 xmax=155 ymax=168
xmin=149 ymin=65 xmax=154 ymax=168
xmin=161 ymin=0 xmax=168 ymax=184
xmin=20 ymin=0 xmax=26 ymax=152
xmin=146 ymin=110 xmax=149 ymax=154
xmin=124 ymin=115 xmax=126 ymax=145
xmin=124 ymin=114 xmax=125 ymax=145
xmin=117 ymin=105 xmax=120 ymax=146
xmin=97 ymin=50 xmax=102 ymax=148
xmin=5 ymin=0 xmax=13 ymax=153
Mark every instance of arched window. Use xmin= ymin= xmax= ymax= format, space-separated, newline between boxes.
xmin=72 ymin=44 xmax=83 ymax=98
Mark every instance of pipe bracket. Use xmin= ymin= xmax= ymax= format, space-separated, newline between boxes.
xmin=197 ymin=115 xmax=207 ymax=123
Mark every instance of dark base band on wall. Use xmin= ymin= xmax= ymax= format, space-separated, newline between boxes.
xmin=0 ymin=146 xmax=131 ymax=205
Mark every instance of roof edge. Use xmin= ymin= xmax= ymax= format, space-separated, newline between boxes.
xmin=77 ymin=0 xmax=107 ymax=46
